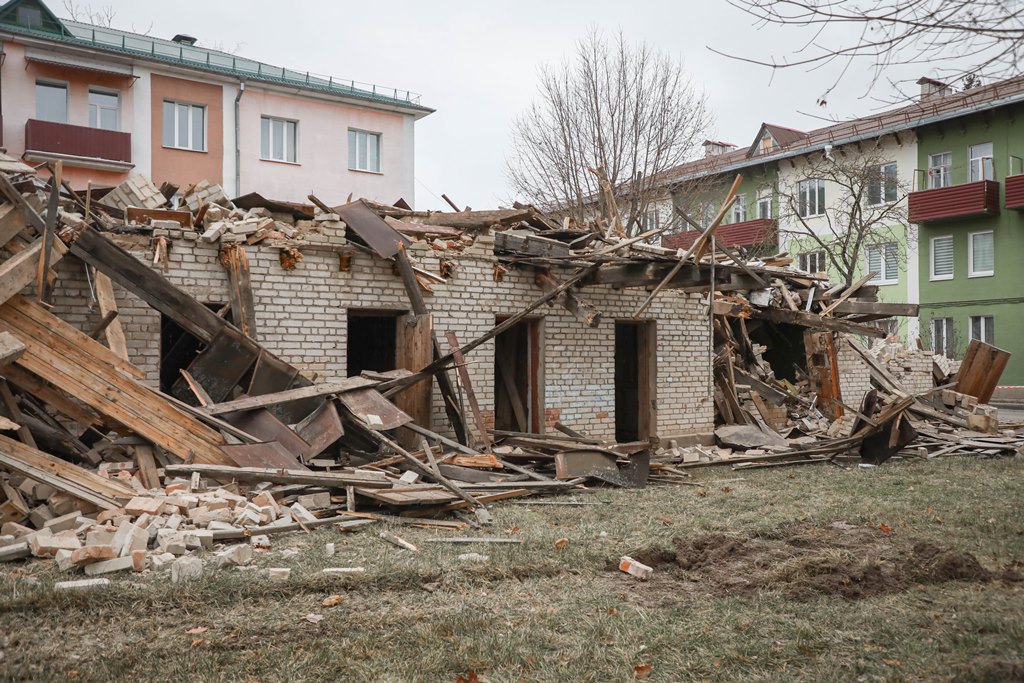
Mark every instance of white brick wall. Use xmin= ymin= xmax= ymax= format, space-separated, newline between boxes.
xmin=48 ymin=228 xmax=715 ymax=442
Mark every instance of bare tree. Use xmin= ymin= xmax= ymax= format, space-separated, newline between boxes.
xmin=62 ymin=1 xmax=115 ymax=26
xmin=507 ymin=30 xmax=712 ymax=237
xmin=778 ymin=139 xmax=912 ymax=286
xmin=718 ymin=1 xmax=1024 ymax=100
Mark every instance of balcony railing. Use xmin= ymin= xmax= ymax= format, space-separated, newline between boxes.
xmin=662 ymin=217 xmax=777 ymax=251
xmin=24 ymin=119 xmax=131 ymax=165
xmin=1007 ymin=156 xmax=1024 ymax=210
xmin=907 ymin=180 xmax=1000 ymax=223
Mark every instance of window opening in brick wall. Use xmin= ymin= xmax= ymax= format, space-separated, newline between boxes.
xmin=747 ymin=321 xmax=807 ymax=383
xmin=346 ymin=311 xmax=400 ymax=376
xmin=494 ymin=317 xmax=544 ymax=434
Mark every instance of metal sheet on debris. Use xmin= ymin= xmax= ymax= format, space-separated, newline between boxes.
xmin=337 ymin=388 xmax=412 ymax=431
xmin=220 ymin=441 xmax=309 ymax=470
xmin=334 ymin=199 xmax=410 ymax=259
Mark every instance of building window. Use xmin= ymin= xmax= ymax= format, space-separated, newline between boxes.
xmin=642 ymin=208 xmax=659 ymax=231
xmin=348 ymin=129 xmax=381 ymax=173
xmin=756 ymin=191 xmax=772 ymax=219
xmin=35 ymin=81 xmax=67 ymax=123
xmin=731 ymin=194 xmax=747 ymax=223
xmin=930 ymin=235 xmax=954 ymax=281
xmin=867 ymin=162 xmax=898 ymax=205
xmin=932 ymin=317 xmax=955 ymax=358
xmin=759 ymin=134 xmax=775 ymax=154
xmin=928 ymin=152 xmax=952 ymax=189
xmin=799 ymin=250 xmax=826 ymax=273
xmin=17 ymin=6 xmax=43 ymax=27
xmin=969 ymin=142 xmax=994 ymax=182
xmin=968 ymin=231 xmax=994 ymax=277
xmin=866 ymin=242 xmax=899 ymax=285
xmin=797 ymin=179 xmax=825 ymax=217
xmin=88 ymin=89 xmax=119 ymax=131
xmin=162 ymin=100 xmax=206 ymax=152
xmin=260 ymin=116 xmax=298 ymax=163
xmin=970 ymin=315 xmax=995 ymax=345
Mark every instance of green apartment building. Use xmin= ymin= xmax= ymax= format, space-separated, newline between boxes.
xmin=911 ymin=94 xmax=1024 ymax=384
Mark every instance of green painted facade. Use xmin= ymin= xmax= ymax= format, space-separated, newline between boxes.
xmin=915 ymin=102 xmax=1024 ymax=384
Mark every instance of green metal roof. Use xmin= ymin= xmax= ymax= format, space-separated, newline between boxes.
xmin=0 ymin=1 xmax=432 ymax=114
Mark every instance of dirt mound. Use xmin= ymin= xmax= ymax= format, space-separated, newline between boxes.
xmin=624 ymin=527 xmax=1004 ymax=601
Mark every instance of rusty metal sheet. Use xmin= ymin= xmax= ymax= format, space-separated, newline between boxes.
xmin=171 ymin=326 xmax=259 ymax=404
xmin=247 ymin=350 xmax=321 ymax=424
xmin=334 ymin=200 xmax=410 ymax=259
xmin=232 ymin=192 xmax=315 ymax=220
xmin=220 ymin=441 xmax=309 ymax=470
xmin=295 ymin=400 xmax=344 ymax=458
xmin=337 ymin=388 xmax=412 ymax=431
xmin=224 ymin=408 xmax=312 ymax=458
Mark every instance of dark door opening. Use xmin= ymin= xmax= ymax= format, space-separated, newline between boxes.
xmin=347 ymin=311 xmax=400 ymax=376
xmin=615 ymin=321 xmax=656 ymax=443
xmin=160 ymin=304 xmax=230 ymax=394
xmin=494 ymin=318 xmax=543 ymax=433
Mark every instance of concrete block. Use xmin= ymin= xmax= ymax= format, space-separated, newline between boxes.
xmin=84 ymin=555 xmax=135 ymax=576
xmin=71 ymin=545 xmax=117 ymax=566
xmin=1 ymin=522 xmax=32 ymax=538
xmin=44 ymin=511 xmax=84 ymax=533
xmin=268 ymin=567 xmax=290 ymax=581
xmin=54 ymin=548 xmax=76 ymax=572
xmin=55 ymin=578 xmax=111 ymax=591
xmin=171 ymin=555 xmax=203 ymax=583
xmin=150 ymin=552 xmax=176 ymax=571
xmin=216 ymin=544 xmax=253 ymax=567
xmin=296 ymin=492 xmax=330 ymax=510
xmin=0 ymin=541 xmax=30 ymax=562
xmin=618 ymin=556 xmax=653 ymax=580
xmin=250 ymin=534 xmax=271 ymax=549
xmin=29 ymin=529 xmax=81 ymax=557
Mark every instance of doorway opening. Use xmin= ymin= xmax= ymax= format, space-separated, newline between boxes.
xmin=614 ymin=320 xmax=656 ymax=443
xmin=493 ymin=318 xmax=544 ymax=433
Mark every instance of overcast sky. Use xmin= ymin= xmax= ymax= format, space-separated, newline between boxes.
xmin=62 ymin=0 xmax=943 ymax=210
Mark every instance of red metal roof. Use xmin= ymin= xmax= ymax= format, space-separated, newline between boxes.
xmin=662 ymin=218 xmax=777 ymax=250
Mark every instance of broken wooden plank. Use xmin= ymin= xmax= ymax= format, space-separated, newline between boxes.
xmin=92 ymin=271 xmax=128 ymax=362
xmin=445 ymin=330 xmax=491 ymax=451
xmin=0 ymin=237 xmax=67 ymax=306
xmin=163 ymin=463 xmax=391 ymax=488
xmin=954 ymin=339 xmax=1011 ymax=404
xmin=535 ymin=270 xmax=602 ymax=327
xmin=203 ymin=378 xmax=377 ymax=416
xmin=0 ymin=331 xmax=25 ymax=369
xmin=219 ymin=243 xmax=258 ymax=340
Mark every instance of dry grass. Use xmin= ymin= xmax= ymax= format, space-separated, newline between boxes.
xmin=1 ymin=456 xmax=1023 ymax=682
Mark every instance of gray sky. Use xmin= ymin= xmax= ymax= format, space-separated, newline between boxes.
xmin=63 ymin=0 xmax=939 ymax=210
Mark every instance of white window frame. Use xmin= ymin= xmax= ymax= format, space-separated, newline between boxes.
xmin=867 ymin=162 xmax=898 ymax=206
xmin=970 ymin=315 xmax=995 ymax=345
xmin=969 ymin=142 xmax=994 ymax=182
xmin=88 ymin=87 xmax=120 ymax=131
xmin=930 ymin=235 xmax=954 ymax=281
xmin=756 ymin=191 xmax=772 ymax=220
xmin=968 ymin=230 xmax=994 ymax=278
xmin=348 ymin=128 xmax=382 ymax=173
xmin=866 ymin=242 xmax=899 ymax=285
xmin=928 ymin=152 xmax=952 ymax=189
xmin=797 ymin=179 xmax=825 ymax=218
xmin=731 ymin=194 xmax=747 ymax=223
xmin=932 ymin=317 xmax=955 ymax=358
xmin=163 ymin=99 xmax=207 ymax=152
xmin=260 ymin=115 xmax=298 ymax=163
xmin=799 ymin=250 xmax=826 ymax=274
xmin=35 ymin=80 xmax=68 ymax=123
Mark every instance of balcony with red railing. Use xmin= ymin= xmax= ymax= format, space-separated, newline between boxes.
xmin=908 ymin=179 xmax=1000 ymax=223
xmin=24 ymin=119 xmax=132 ymax=168
xmin=662 ymin=217 xmax=777 ymax=251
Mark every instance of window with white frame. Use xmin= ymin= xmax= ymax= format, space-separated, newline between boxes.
xmin=968 ymin=231 xmax=994 ymax=277
xmin=88 ymin=89 xmax=119 ymax=131
xmin=756 ymin=191 xmax=772 ymax=219
xmin=731 ymin=194 xmax=747 ymax=223
xmin=260 ymin=116 xmax=298 ymax=163
xmin=866 ymin=242 xmax=899 ymax=285
xmin=799 ymin=250 xmax=826 ymax=274
xmin=797 ymin=179 xmax=825 ymax=217
xmin=969 ymin=142 xmax=994 ymax=182
xmin=930 ymin=235 xmax=954 ymax=280
xmin=932 ymin=317 xmax=955 ymax=358
xmin=348 ymin=129 xmax=381 ymax=172
xmin=162 ymin=100 xmax=206 ymax=151
xmin=867 ymin=162 xmax=898 ymax=205
xmin=36 ymin=81 xmax=67 ymax=123
xmin=970 ymin=315 xmax=995 ymax=345
xmin=928 ymin=152 xmax=952 ymax=189
xmin=642 ymin=207 xmax=659 ymax=231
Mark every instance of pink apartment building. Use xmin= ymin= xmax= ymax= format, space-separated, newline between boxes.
xmin=0 ymin=0 xmax=432 ymax=204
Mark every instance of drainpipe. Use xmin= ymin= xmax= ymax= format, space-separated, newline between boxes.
xmin=234 ymin=81 xmax=245 ymax=196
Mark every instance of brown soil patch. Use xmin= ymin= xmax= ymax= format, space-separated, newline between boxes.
xmin=618 ymin=525 xmax=1020 ymax=602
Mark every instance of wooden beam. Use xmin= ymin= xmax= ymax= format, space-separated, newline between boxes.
xmin=220 ymin=244 xmax=258 ymax=340
xmin=445 ymin=331 xmax=491 ymax=451
xmin=747 ymin=307 xmax=887 ymax=338
xmin=0 ymin=237 xmax=67 ymax=306
xmin=163 ymin=463 xmax=392 ymax=488
xmin=0 ymin=331 xmax=25 ymax=369
xmin=0 ymin=378 xmax=35 ymax=449
xmin=202 ymin=378 xmax=377 ymax=415
xmin=92 ymin=271 xmax=128 ymax=361
xmin=828 ymin=300 xmax=919 ymax=317
xmin=819 ymin=271 xmax=876 ymax=316
xmin=534 ymin=270 xmax=602 ymax=327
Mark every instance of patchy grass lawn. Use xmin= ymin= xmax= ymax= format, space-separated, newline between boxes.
xmin=2 ymin=457 xmax=1023 ymax=682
